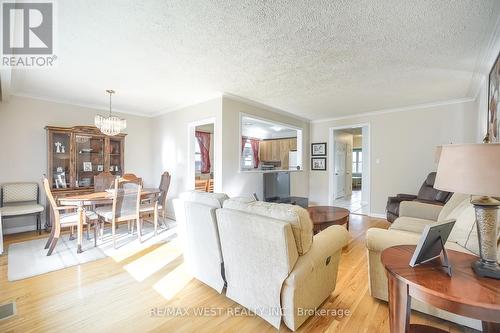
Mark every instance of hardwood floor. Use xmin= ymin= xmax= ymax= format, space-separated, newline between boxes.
xmin=0 ymin=215 xmax=476 ymax=332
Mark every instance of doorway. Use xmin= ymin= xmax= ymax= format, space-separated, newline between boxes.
xmin=188 ymin=118 xmax=217 ymax=193
xmin=329 ymin=124 xmax=370 ymax=215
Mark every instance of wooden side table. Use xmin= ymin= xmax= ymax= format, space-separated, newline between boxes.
xmin=381 ymin=245 xmax=500 ymax=333
xmin=306 ymin=206 xmax=349 ymax=234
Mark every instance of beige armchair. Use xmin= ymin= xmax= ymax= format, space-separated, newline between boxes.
xmin=366 ymin=193 xmax=488 ymax=330
xmin=173 ymin=191 xmax=229 ymax=293
xmin=216 ymin=198 xmax=349 ymax=331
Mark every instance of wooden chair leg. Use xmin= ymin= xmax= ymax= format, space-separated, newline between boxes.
xmin=112 ymin=220 xmax=116 ymax=249
xmin=44 ymin=226 xmax=55 ymax=249
xmin=69 ymin=226 xmax=75 ymax=240
xmin=94 ymin=221 xmax=98 ymax=247
xmin=86 ymin=223 xmax=90 ymax=240
xmin=47 ymin=227 xmax=61 ymax=256
xmin=46 ymin=237 xmax=59 ymax=256
xmin=137 ymin=218 xmax=142 ymax=243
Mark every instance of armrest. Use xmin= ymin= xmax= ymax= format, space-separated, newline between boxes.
xmin=366 ymin=228 xmax=422 ymax=253
xmin=387 ymin=196 xmax=410 ymax=204
xmin=399 ymin=201 xmax=442 ymax=221
xmin=396 ymin=193 xmax=418 ymax=200
xmin=286 ymin=225 xmax=349 ymax=285
xmin=55 ymin=206 xmax=78 ymax=211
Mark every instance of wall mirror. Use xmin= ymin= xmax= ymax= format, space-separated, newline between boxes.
xmin=240 ymin=115 xmax=302 ymax=172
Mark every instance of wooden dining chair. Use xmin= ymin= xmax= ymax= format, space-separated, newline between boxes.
xmin=42 ymin=177 xmax=98 ymax=256
xmin=195 ymin=179 xmax=209 ymax=192
xmin=122 ymin=173 xmax=143 ymax=186
xmin=95 ymin=177 xmax=142 ymax=248
xmin=207 ymin=178 xmax=214 ymax=193
xmin=94 ymin=172 xmax=116 ymax=191
xmin=139 ymin=171 xmax=171 ymax=233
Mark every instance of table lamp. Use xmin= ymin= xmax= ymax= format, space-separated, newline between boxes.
xmin=434 ymin=144 xmax=500 ymax=279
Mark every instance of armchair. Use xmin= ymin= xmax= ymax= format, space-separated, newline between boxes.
xmin=386 ymin=172 xmax=452 ymax=222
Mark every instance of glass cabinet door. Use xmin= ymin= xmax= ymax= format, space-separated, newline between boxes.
xmin=75 ymin=135 xmax=105 ymax=188
xmin=50 ymin=132 xmax=71 ymax=189
xmin=109 ymin=138 xmax=123 ymax=176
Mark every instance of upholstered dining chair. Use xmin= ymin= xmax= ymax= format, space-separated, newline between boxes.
xmin=122 ymin=173 xmax=143 ymax=186
xmin=95 ymin=178 xmax=142 ymax=248
xmin=139 ymin=171 xmax=171 ymax=232
xmin=94 ymin=172 xmax=116 ymax=191
xmin=42 ymin=177 xmax=98 ymax=256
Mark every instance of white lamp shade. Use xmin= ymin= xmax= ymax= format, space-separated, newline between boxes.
xmin=434 ymin=144 xmax=500 ymax=197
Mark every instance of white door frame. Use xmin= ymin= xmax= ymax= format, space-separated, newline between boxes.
xmin=187 ymin=117 xmax=220 ymax=192
xmin=328 ymin=123 xmax=371 ymax=213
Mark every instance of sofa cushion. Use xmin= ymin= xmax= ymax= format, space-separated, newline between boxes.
xmin=179 ymin=191 xmax=228 ymax=208
xmin=437 ymin=193 xmax=469 ymax=222
xmin=390 ymin=216 xmax=436 ymax=234
xmin=0 ymin=203 xmax=43 ymax=216
xmin=223 ymin=198 xmax=313 ymax=255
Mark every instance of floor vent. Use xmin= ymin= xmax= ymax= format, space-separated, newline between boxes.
xmin=0 ymin=302 xmax=15 ymax=320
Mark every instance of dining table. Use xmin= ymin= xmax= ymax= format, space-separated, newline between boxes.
xmin=58 ymin=188 xmax=161 ymax=253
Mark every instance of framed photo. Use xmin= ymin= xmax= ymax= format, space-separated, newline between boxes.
xmin=54 ymin=172 xmax=67 ymax=189
xmin=311 ymin=157 xmax=327 ymax=171
xmin=97 ymin=164 xmax=104 ymax=172
xmin=488 ymin=51 xmax=500 ymax=142
xmin=83 ymin=162 xmax=92 ymax=172
xmin=311 ymin=142 xmax=327 ymax=156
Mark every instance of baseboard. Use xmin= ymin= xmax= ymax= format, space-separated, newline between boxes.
xmin=3 ymin=225 xmax=37 ymax=235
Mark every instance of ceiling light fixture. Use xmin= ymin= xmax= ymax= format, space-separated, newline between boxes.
xmin=94 ymin=89 xmax=126 ymax=136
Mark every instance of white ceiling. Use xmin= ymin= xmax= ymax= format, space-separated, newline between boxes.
xmin=8 ymin=0 xmax=500 ymax=120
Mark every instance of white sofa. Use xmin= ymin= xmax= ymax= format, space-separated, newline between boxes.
xmin=366 ymin=193 xmax=499 ymax=331
xmin=173 ymin=191 xmax=229 ymax=293
xmin=216 ymin=198 xmax=349 ymax=331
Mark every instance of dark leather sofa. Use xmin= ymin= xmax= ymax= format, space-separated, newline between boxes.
xmin=386 ymin=172 xmax=453 ymax=223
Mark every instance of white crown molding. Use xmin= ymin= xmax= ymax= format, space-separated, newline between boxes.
xmin=468 ymin=12 xmax=500 ymax=98
xmin=10 ymin=92 xmax=152 ymax=117
xmin=311 ymin=97 xmax=475 ymax=124
xmin=223 ymin=93 xmax=311 ymax=123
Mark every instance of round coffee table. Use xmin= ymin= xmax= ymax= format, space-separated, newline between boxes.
xmin=306 ymin=206 xmax=350 ymax=234
xmin=381 ymin=245 xmax=500 ymax=333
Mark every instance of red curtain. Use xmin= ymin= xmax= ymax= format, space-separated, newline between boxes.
xmin=195 ymin=131 xmax=211 ymax=174
xmin=249 ymin=139 xmax=260 ymax=168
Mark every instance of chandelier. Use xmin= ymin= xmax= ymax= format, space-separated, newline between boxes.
xmin=94 ymin=89 xmax=126 ymax=136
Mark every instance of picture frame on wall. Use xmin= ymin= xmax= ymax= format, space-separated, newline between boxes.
xmin=487 ymin=51 xmax=500 ymax=143
xmin=311 ymin=142 xmax=327 ymax=156
xmin=311 ymin=157 xmax=327 ymax=171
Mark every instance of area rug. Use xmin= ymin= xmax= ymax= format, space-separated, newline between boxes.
xmin=7 ymin=220 xmax=177 ymax=281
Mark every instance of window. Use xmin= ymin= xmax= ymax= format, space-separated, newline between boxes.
xmin=242 ymin=140 xmax=254 ymax=168
xmin=195 ymin=141 xmax=202 ymax=173
xmin=352 ymin=149 xmax=362 ymax=173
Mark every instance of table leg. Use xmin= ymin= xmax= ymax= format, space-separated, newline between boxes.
xmin=387 ymin=271 xmax=411 ymax=333
xmin=483 ymin=322 xmax=500 ymax=333
xmin=77 ymin=205 xmax=84 ymax=254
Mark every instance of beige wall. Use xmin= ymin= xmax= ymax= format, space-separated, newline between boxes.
xmin=0 ymin=95 xmax=154 ymax=232
xmin=221 ymin=97 xmax=310 ymax=200
xmin=309 ymin=100 xmax=479 ymax=215
xmin=353 ymin=135 xmax=362 ymax=149
xmin=151 ymin=97 xmax=223 ymax=217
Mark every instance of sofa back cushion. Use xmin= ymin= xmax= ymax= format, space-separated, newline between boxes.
xmin=179 ymin=191 xmax=228 ymax=208
xmin=223 ymin=198 xmax=313 ymax=255
xmin=437 ymin=193 xmax=469 ymax=222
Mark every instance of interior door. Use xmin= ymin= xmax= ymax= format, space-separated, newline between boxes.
xmin=334 ymin=142 xmax=346 ymax=199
